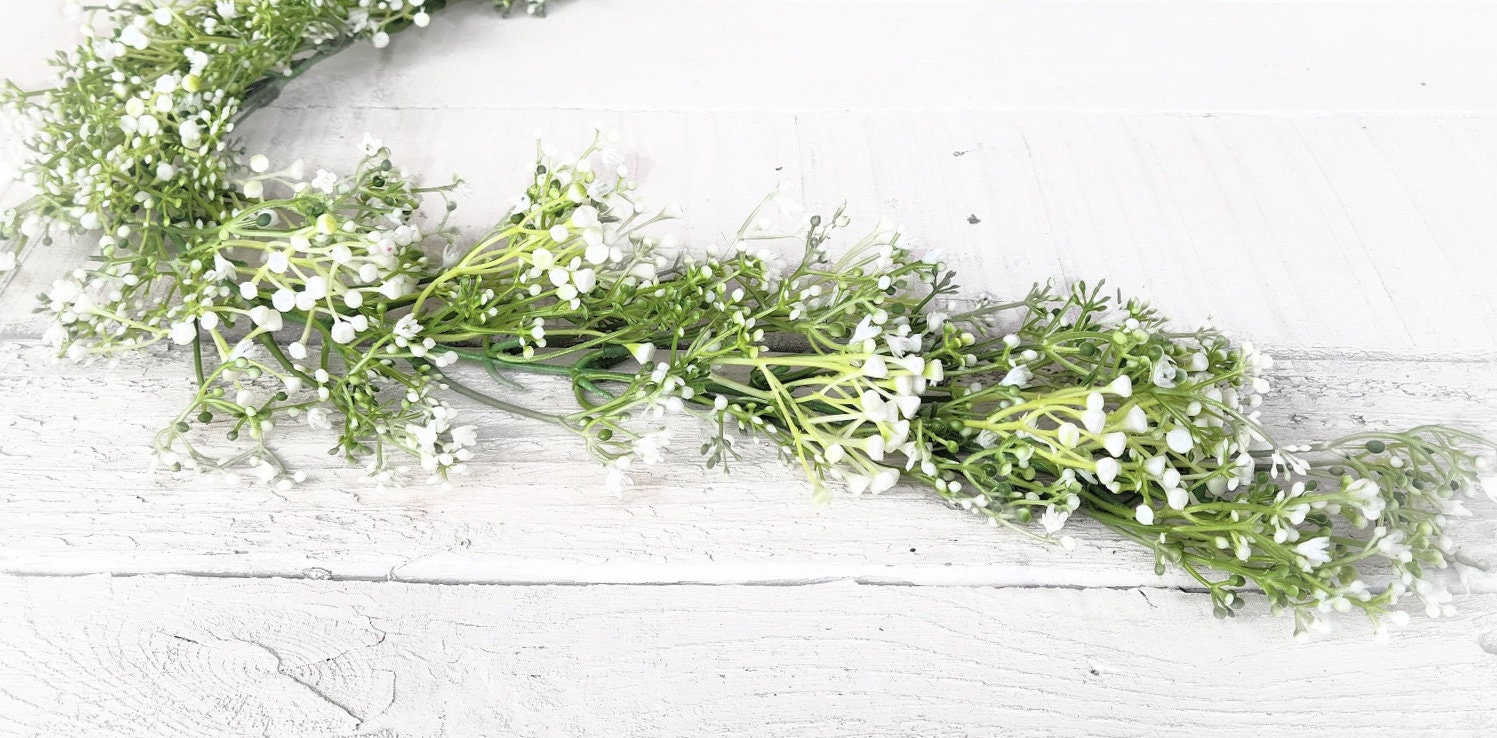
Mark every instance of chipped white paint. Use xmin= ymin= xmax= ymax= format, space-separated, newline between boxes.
xmin=2 ymin=1 xmax=1496 ymax=736
xmin=1 ymin=340 xmax=1494 ymax=592
xmin=3 ymin=576 xmax=1496 ymax=737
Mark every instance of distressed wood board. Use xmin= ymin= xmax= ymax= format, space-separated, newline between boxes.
xmin=2 ymin=576 xmax=1496 ymax=738
xmin=2 ymin=1 xmax=1497 ymax=736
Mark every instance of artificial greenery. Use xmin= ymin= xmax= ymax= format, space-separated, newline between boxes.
xmin=2 ymin=0 xmax=1492 ymax=637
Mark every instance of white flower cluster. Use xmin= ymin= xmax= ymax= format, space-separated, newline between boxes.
xmin=1 ymin=0 xmax=472 ymax=274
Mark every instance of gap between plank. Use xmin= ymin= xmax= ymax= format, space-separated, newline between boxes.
xmin=0 ymin=567 xmax=1218 ymax=591
xmin=262 ymin=104 xmax=1497 ymax=118
xmin=0 ymin=334 xmax=1490 ymax=364
xmin=4 ymin=566 xmax=1490 ymax=596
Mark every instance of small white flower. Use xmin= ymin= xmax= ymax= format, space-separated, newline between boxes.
xmin=584 ymin=243 xmax=610 ymax=265
xmin=393 ymin=314 xmax=422 ymax=341
xmin=1294 ymin=537 xmax=1333 ymax=568
xmin=1134 ymin=504 xmax=1155 ymax=525
xmin=895 ymin=355 xmax=925 ymax=377
xmin=1056 ymin=422 xmax=1081 ymax=449
xmin=923 ymin=359 xmax=944 ymax=383
xmin=169 ymin=321 xmax=196 ymax=345
xmin=630 ymin=343 xmax=656 ymax=364
xmin=849 ymin=317 xmax=881 ymax=345
xmin=360 ymin=132 xmax=384 ymax=156
xmin=119 ymin=25 xmax=149 ymax=50
xmin=331 ymin=321 xmax=356 ymax=344
xmin=1108 ymin=374 xmax=1133 ymax=398
xmin=999 ymin=365 xmax=1033 ymax=388
xmin=249 ymin=154 xmax=270 ymax=173
xmin=1095 ymin=457 xmax=1121 ymax=485
xmin=635 ymin=430 xmax=672 ymax=465
xmin=1081 ymin=408 xmax=1106 ymax=435
xmin=869 ymin=469 xmax=900 ymax=494
xmin=179 ymin=120 xmax=202 ymax=148
xmin=307 ymin=407 xmax=332 ymax=431
xmin=1152 ymin=356 xmax=1178 ymax=389
xmin=248 ymin=305 xmax=283 ymax=331
xmin=304 ymin=275 xmax=328 ymax=300
xmin=311 ymin=169 xmax=338 ymax=194
xmin=824 ymin=443 xmax=846 ymax=464
xmin=451 ymin=425 xmax=478 ymax=447
xmin=378 ymin=275 xmax=413 ymax=300
xmin=1143 ymin=455 xmax=1167 ymax=478
xmin=604 ymin=458 xmax=634 ymax=496
xmin=271 ymin=288 xmax=295 ymax=313
xmin=372 ymin=31 xmax=391 ymax=49
xmin=1165 ymin=427 xmax=1195 ymax=454
xmin=1122 ymin=406 xmax=1149 ymax=434
xmin=569 ymin=205 xmax=599 ymax=229
xmin=1041 ymin=506 xmax=1069 ymax=534
xmin=885 ymin=333 xmax=921 ymax=357
xmin=1102 ymin=432 xmax=1127 ymax=458
xmin=859 ymin=390 xmax=896 ymax=424
xmin=1165 ymin=486 xmax=1189 ymax=510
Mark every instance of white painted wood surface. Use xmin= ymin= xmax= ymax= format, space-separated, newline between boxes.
xmin=2 ymin=2 xmax=1497 ymax=736
xmin=4 ymin=576 xmax=1496 ymax=737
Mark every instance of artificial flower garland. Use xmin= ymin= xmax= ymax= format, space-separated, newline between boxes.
xmin=2 ymin=0 xmax=1493 ymax=638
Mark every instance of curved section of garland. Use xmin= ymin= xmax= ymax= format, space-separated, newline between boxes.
xmin=2 ymin=0 xmax=1493 ymax=636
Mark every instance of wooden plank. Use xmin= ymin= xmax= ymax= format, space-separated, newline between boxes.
xmin=4 ymin=109 xmax=1496 ymax=354
xmin=1 ymin=575 xmax=1493 ymax=737
xmin=272 ymin=0 xmax=1497 ymax=113
xmin=1 ymin=339 xmax=1492 ymax=591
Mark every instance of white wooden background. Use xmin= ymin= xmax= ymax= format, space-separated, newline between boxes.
xmin=3 ymin=1 xmax=1497 ymax=735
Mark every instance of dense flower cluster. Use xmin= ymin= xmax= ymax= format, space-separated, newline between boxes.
xmin=3 ymin=0 xmax=1493 ymax=637
xmin=1 ymin=0 xmax=544 ymax=270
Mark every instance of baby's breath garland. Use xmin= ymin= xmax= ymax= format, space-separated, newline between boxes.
xmin=3 ymin=0 xmax=1495 ymax=638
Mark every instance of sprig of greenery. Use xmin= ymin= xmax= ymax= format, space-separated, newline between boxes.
xmin=3 ymin=0 xmax=1493 ymax=637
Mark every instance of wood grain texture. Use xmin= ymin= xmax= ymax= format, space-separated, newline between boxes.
xmin=2 ymin=575 xmax=1495 ymax=738
xmin=5 ymin=108 xmax=1497 ymax=355
xmin=3 ymin=2 xmax=1497 ymax=734
xmin=1 ymin=338 xmax=1492 ymax=593
xmin=276 ymin=0 xmax=1497 ymax=113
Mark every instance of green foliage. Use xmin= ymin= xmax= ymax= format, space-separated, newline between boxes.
xmin=2 ymin=0 xmax=1492 ymax=637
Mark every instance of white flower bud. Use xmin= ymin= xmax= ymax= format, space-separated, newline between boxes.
xmin=1095 ymin=457 xmax=1121 ymax=485
xmin=1166 ymin=427 xmax=1195 ymax=454
xmin=1134 ymin=503 xmax=1155 ymax=525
